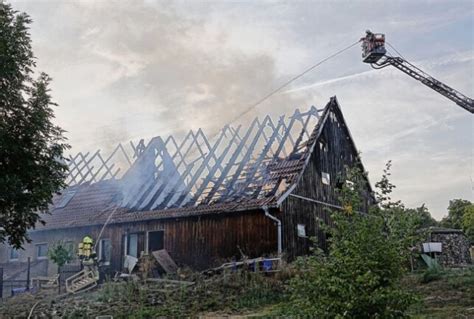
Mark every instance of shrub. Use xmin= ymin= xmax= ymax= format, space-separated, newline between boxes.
xmin=277 ymin=163 xmax=418 ymax=318
xmin=279 ymin=213 xmax=416 ymax=318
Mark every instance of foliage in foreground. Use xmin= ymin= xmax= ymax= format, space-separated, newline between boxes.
xmin=0 ymin=3 xmax=69 ymax=247
xmin=277 ymin=162 xmax=418 ymax=318
xmin=1 ymin=265 xmax=471 ymax=318
xmin=279 ymin=215 xmax=417 ymax=318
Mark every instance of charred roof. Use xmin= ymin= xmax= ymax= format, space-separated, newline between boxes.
xmin=36 ymin=97 xmax=358 ymax=231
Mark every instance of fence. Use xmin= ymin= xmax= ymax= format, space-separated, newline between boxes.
xmin=0 ymin=263 xmax=83 ymax=301
xmin=1 ymin=279 xmax=31 ymax=298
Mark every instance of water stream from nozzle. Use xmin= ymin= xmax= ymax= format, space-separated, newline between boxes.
xmin=93 ymin=205 xmax=121 ymax=252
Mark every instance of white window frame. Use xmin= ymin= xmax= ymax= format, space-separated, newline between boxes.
xmin=124 ymin=233 xmax=139 ymax=258
xmin=36 ymin=243 xmax=48 ymax=260
xmin=63 ymin=241 xmax=75 ymax=264
xmin=9 ymin=247 xmax=19 ymax=261
xmin=297 ymin=224 xmax=307 ymax=238
xmin=99 ymin=238 xmax=111 ymax=265
xmin=346 ymin=180 xmax=355 ymax=190
xmin=322 ymin=172 xmax=330 ymax=185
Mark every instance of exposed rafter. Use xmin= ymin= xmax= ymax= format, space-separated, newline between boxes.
xmin=65 ymin=106 xmax=323 ymax=211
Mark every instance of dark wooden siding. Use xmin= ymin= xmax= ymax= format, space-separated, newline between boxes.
xmin=22 ymin=209 xmax=278 ymax=272
xmin=281 ymin=105 xmax=372 ymax=260
xmin=102 ymin=210 xmax=278 ymax=270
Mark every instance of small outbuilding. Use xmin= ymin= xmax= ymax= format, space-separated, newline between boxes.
xmin=422 ymin=227 xmax=472 ymax=268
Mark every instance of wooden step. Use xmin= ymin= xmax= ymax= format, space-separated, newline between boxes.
xmin=67 ymin=272 xmax=98 ymax=293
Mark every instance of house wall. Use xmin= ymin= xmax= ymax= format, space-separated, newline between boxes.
xmin=0 ymin=209 xmax=278 ymax=275
xmin=0 ymin=226 xmax=97 ymax=278
xmin=281 ymin=105 xmax=372 ymax=260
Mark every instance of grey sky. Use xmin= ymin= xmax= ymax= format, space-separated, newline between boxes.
xmin=11 ymin=0 xmax=474 ymax=219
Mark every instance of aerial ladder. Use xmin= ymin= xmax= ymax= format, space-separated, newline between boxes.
xmin=360 ymin=30 xmax=474 ymax=114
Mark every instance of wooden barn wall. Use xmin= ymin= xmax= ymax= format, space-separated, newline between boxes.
xmin=1 ymin=210 xmax=278 ymax=273
xmin=101 ymin=210 xmax=278 ymax=270
xmin=281 ymin=106 xmax=372 ymax=260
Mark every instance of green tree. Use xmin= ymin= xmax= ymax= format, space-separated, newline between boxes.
xmin=48 ymin=241 xmax=73 ymax=268
xmin=279 ymin=162 xmax=417 ymax=318
xmin=48 ymin=241 xmax=73 ymax=293
xmin=406 ymin=205 xmax=437 ymax=229
xmin=462 ymin=204 xmax=474 ymax=242
xmin=374 ymin=162 xmax=429 ymax=266
xmin=0 ymin=3 xmax=69 ymax=248
xmin=441 ymin=199 xmax=472 ymax=229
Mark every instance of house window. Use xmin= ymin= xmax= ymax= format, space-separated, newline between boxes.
xmin=346 ymin=180 xmax=355 ymax=190
xmin=63 ymin=241 xmax=75 ymax=263
xmin=56 ymin=190 xmax=76 ymax=208
xmin=322 ymin=172 xmax=330 ymax=185
xmin=122 ymin=232 xmax=145 ymax=258
xmin=36 ymin=243 xmax=48 ymax=259
xmin=297 ymin=224 xmax=306 ymax=238
xmin=148 ymin=231 xmax=164 ymax=253
xmin=99 ymin=239 xmax=112 ymax=265
xmin=319 ymin=140 xmax=328 ymax=153
xmin=9 ymin=247 xmax=19 ymax=261
xmin=127 ymin=233 xmax=138 ymax=258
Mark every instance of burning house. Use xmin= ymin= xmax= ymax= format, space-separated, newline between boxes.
xmin=0 ymin=97 xmax=372 ymax=278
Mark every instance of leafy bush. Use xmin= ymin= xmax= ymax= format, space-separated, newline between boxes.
xmin=418 ymin=253 xmax=444 ymax=283
xmin=279 ymin=214 xmax=417 ymax=318
xmin=277 ymin=162 xmax=418 ymax=318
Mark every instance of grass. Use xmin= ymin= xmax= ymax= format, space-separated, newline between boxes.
xmin=404 ymin=267 xmax=474 ymax=318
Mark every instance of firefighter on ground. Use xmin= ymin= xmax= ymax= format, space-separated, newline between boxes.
xmin=78 ymin=235 xmax=99 ymax=280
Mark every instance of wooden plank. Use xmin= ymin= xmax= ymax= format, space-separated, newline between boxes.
xmin=151 ymin=249 xmax=178 ymax=274
xmin=145 ymin=278 xmax=194 ymax=286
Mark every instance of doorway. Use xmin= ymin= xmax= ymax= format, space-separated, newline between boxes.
xmin=148 ymin=231 xmax=164 ymax=253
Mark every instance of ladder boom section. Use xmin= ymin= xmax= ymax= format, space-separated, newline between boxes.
xmin=385 ymin=57 xmax=474 ymax=113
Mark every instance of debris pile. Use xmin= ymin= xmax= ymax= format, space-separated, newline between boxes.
xmin=0 ymin=256 xmax=286 ymax=318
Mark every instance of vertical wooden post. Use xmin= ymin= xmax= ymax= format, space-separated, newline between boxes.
xmin=26 ymin=257 xmax=31 ymax=291
xmin=0 ymin=267 xmax=3 ymax=299
xmin=58 ymin=266 xmax=61 ymax=294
